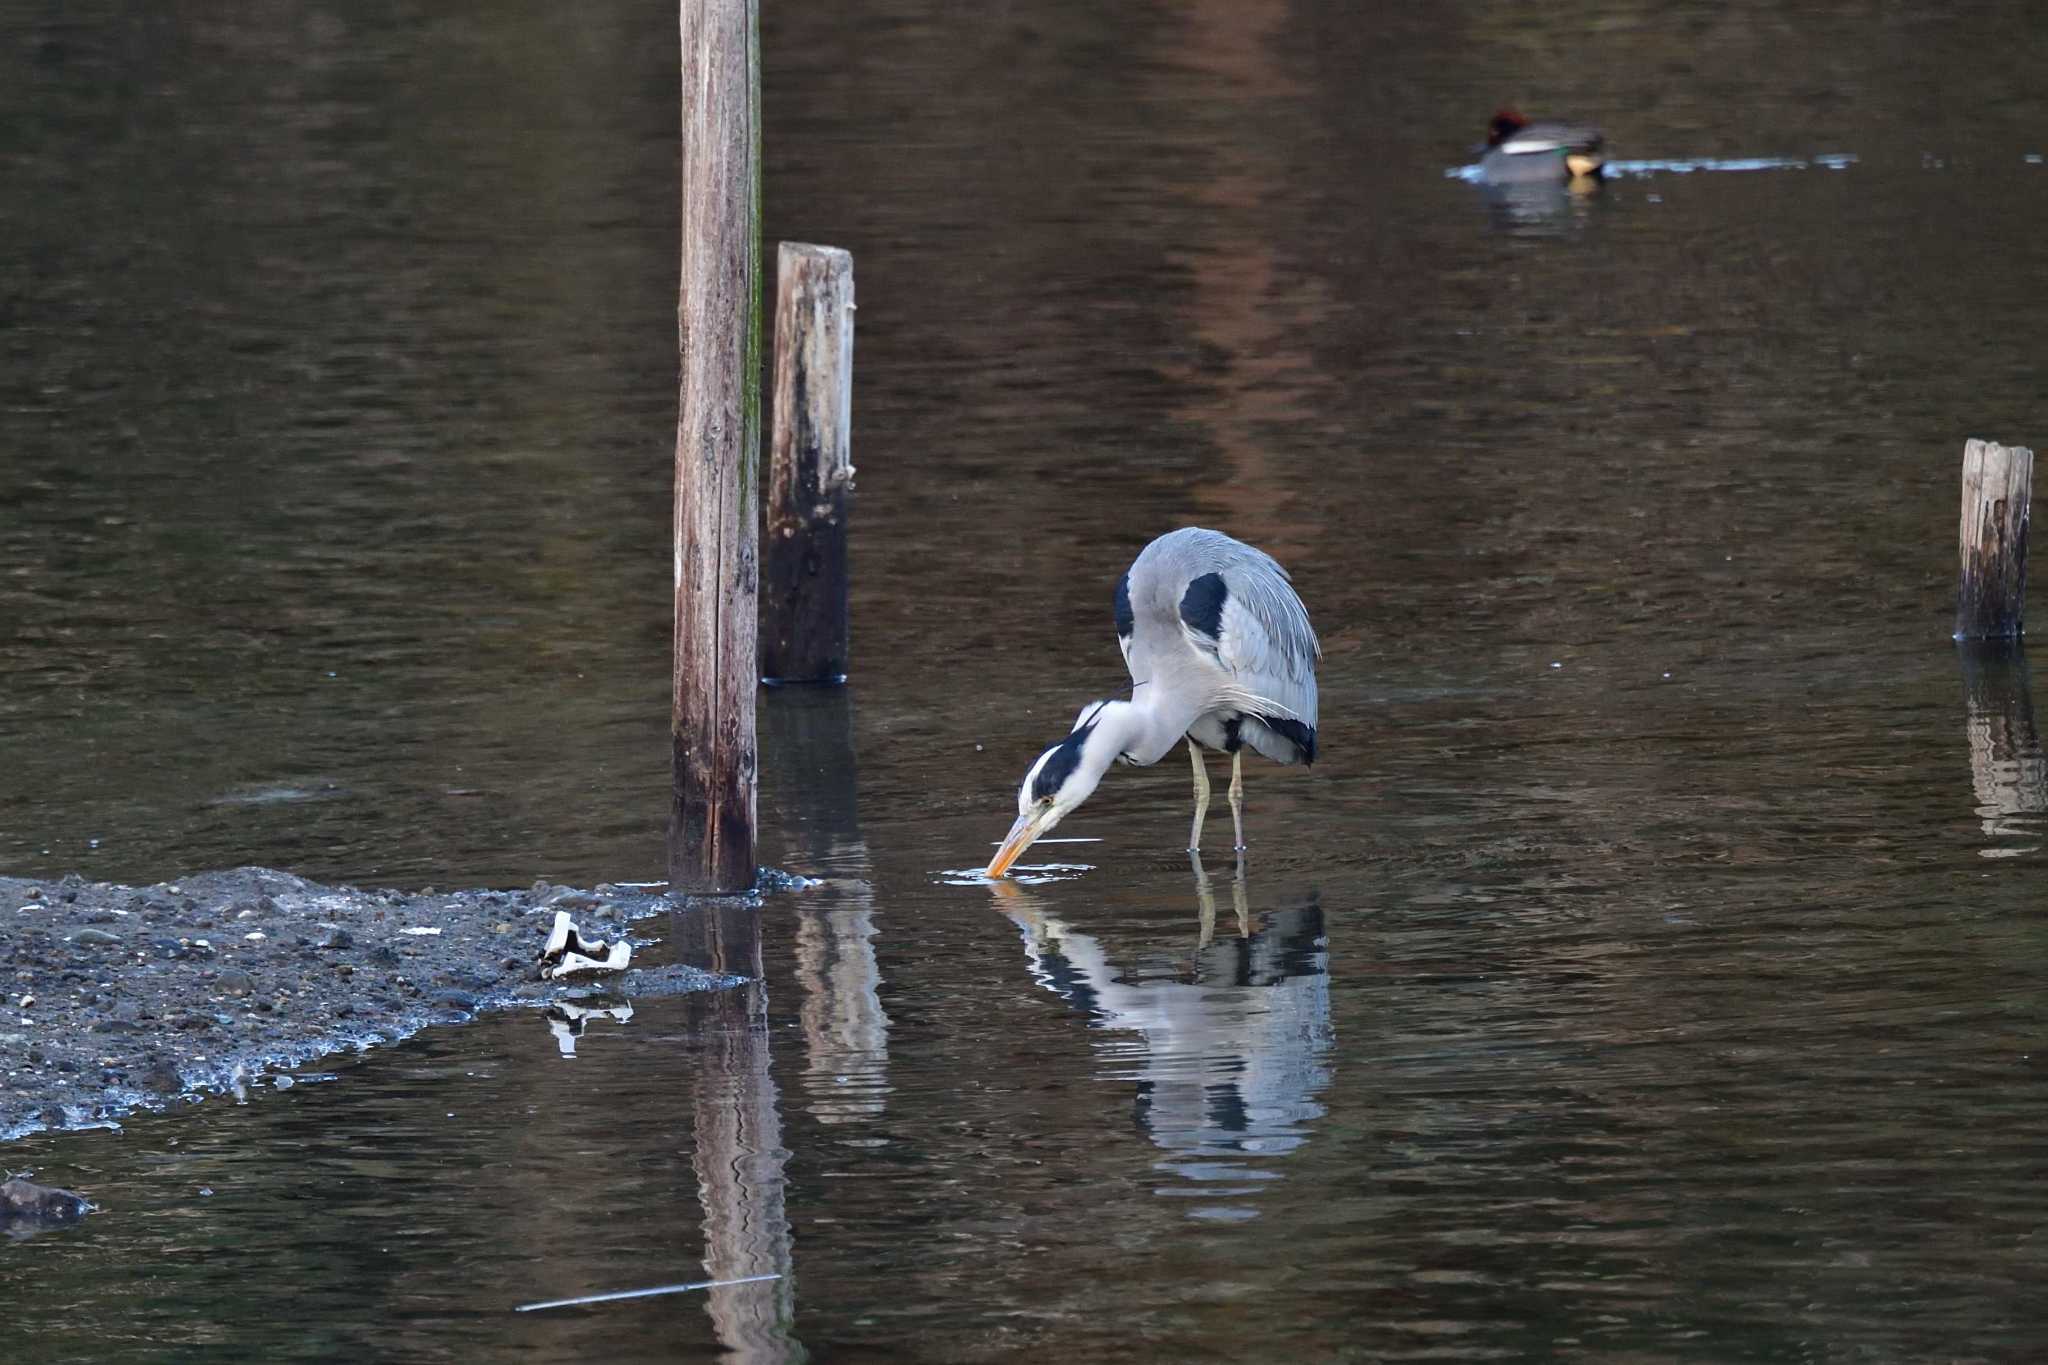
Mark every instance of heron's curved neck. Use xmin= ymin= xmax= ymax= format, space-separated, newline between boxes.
xmin=1098 ymin=687 xmax=1201 ymax=767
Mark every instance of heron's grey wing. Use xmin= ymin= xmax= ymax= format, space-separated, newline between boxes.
xmin=1176 ymin=563 xmax=1319 ymax=727
xmin=1113 ymin=569 xmax=1137 ymax=680
xmin=1217 ymin=585 xmax=1319 ymax=738
xmin=1181 ymin=566 xmax=1320 ymax=764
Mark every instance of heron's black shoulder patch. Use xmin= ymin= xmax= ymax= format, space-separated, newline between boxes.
xmin=1031 ymin=721 xmax=1096 ymax=801
xmin=1179 ymin=571 xmax=1228 ymax=641
xmin=1267 ymin=718 xmax=1317 ymax=765
xmin=1113 ymin=572 xmax=1134 ymax=641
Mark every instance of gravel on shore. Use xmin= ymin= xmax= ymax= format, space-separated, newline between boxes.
xmin=0 ymin=866 xmax=739 ymax=1141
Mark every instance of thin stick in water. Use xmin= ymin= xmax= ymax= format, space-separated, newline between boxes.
xmin=514 ymin=1273 xmax=782 ymax=1313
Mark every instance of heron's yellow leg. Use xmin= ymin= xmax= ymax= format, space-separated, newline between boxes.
xmin=1187 ymin=740 xmax=1210 ymax=853
xmin=1228 ymin=749 xmax=1246 ymax=852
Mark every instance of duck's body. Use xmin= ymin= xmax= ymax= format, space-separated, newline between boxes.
xmin=1478 ymin=109 xmax=1605 ymax=184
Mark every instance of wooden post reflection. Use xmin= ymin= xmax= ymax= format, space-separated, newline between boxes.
xmin=794 ymin=904 xmax=887 ymax=1124
xmin=1958 ymin=642 xmax=2048 ymax=853
xmin=667 ymin=685 xmax=883 ymax=1360
xmin=760 ymin=686 xmax=889 ymax=1126
xmin=674 ymin=901 xmax=802 ymax=1361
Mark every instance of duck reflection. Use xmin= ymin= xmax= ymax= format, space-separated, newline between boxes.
xmin=1480 ymin=177 xmax=1602 ymax=237
xmin=991 ymin=859 xmax=1333 ymax=1218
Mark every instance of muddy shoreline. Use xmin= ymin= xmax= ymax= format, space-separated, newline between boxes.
xmin=0 ymin=866 xmax=740 ymax=1141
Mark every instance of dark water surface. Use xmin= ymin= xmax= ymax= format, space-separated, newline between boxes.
xmin=7 ymin=1 xmax=2048 ymax=1360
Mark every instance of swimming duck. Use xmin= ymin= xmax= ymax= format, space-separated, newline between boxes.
xmin=1479 ymin=109 xmax=1605 ymax=183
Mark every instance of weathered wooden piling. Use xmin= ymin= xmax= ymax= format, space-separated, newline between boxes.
xmin=761 ymin=242 xmax=856 ymax=684
xmin=1955 ymin=439 xmax=2034 ymax=640
xmin=670 ymin=0 xmax=761 ymax=895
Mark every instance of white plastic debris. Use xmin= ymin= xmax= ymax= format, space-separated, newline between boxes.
xmin=536 ymin=910 xmax=632 ymax=981
xmin=401 ymin=927 xmax=443 ymax=937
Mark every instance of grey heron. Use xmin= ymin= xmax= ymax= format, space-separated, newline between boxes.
xmin=985 ymin=527 xmax=1321 ymax=878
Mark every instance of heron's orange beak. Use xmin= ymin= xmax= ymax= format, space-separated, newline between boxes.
xmin=986 ymin=807 xmax=1052 ymax=879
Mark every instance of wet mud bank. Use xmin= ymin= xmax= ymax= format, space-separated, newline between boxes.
xmin=0 ymin=866 xmax=739 ymax=1140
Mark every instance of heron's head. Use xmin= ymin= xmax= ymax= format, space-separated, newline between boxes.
xmin=986 ymin=700 xmax=1128 ymax=878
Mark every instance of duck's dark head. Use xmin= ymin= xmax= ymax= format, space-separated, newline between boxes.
xmin=1486 ymin=108 xmax=1528 ymax=146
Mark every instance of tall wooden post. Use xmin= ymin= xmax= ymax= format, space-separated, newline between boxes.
xmin=761 ymin=243 xmax=856 ymax=684
xmin=1955 ymin=439 xmax=2034 ymax=641
xmin=671 ymin=0 xmax=761 ymax=895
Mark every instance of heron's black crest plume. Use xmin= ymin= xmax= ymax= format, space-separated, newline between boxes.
xmin=1031 ymin=719 xmax=1099 ymax=802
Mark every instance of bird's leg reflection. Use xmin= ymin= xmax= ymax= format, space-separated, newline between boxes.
xmin=1186 ymin=739 xmax=1210 ymax=852
xmin=987 ymin=859 xmax=1336 ymax=1217
xmin=1228 ymin=750 xmax=1246 ymax=852
xmin=1189 ymin=850 xmax=1250 ymax=961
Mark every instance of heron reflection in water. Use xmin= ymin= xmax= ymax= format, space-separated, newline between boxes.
xmin=989 ymin=862 xmax=1333 ymax=1216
